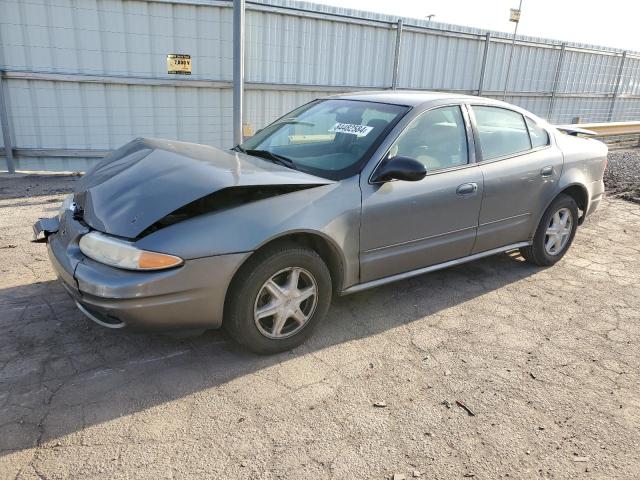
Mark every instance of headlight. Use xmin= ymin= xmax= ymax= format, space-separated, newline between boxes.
xmin=79 ymin=231 xmax=183 ymax=271
xmin=58 ymin=194 xmax=75 ymax=219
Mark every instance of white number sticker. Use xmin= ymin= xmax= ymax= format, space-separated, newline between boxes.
xmin=329 ymin=122 xmax=374 ymax=137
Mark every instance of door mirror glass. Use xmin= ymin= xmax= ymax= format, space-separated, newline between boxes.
xmin=372 ymin=156 xmax=427 ymax=183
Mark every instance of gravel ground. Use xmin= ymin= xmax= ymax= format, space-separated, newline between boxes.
xmin=0 ymin=156 xmax=639 ymax=479
xmin=604 ymin=148 xmax=640 ymax=203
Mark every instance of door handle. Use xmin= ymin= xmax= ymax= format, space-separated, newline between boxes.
xmin=456 ymin=182 xmax=478 ymax=196
xmin=540 ymin=165 xmax=554 ymax=177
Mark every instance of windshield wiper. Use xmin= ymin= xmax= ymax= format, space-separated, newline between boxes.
xmin=231 ymin=144 xmax=246 ymax=153
xmin=274 ymin=118 xmax=315 ymax=127
xmin=244 ymin=149 xmax=297 ymax=169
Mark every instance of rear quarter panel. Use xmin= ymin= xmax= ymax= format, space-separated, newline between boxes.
xmin=554 ymin=132 xmax=608 ymax=217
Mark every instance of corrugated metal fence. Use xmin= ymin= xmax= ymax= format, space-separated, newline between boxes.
xmin=1 ymin=0 xmax=639 ymax=171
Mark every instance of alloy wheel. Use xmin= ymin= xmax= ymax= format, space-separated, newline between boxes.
xmin=253 ymin=267 xmax=318 ymax=339
xmin=544 ymin=207 xmax=573 ymax=255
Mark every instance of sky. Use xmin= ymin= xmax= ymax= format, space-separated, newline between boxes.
xmin=307 ymin=0 xmax=640 ymax=52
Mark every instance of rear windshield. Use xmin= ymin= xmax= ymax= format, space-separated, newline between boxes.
xmin=240 ymin=99 xmax=410 ymax=180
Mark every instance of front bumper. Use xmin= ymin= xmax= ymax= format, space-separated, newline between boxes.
xmin=42 ymin=214 xmax=250 ymax=331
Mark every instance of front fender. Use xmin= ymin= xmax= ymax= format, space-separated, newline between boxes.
xmin=135 ymin=177 xmax=362 ymax=287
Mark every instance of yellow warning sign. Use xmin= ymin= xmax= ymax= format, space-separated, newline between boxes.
xmin=167 ymin=54 xmax=191 ymax=75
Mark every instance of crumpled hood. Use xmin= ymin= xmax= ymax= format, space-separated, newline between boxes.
xmin=74 ymin=138 xmax=332 ymax=238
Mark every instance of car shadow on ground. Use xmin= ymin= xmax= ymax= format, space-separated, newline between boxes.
xmin=0 ymin=251 xmax=539 ymax=454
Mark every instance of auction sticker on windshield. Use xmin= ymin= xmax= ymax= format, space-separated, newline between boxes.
xmin=329 ymin=123 xmax=373 ymax=137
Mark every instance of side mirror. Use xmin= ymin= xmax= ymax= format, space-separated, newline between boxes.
xmin=371 ymin=156 xmax=427 ymax=183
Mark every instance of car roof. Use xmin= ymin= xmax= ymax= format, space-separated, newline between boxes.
xmin=324 ymin=90 xmax=551 ymax=125
xmin=327 ymin=90 xmax=501 ymax=108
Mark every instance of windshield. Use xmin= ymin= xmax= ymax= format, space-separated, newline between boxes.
xmin=239 ymin=99 xmax=410 ymax=180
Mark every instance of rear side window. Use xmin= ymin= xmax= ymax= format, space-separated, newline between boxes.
xmin=526 ymin=117 xmax=550 ymax=148
xmin=472 ymin=106 xmax=532 ymax=160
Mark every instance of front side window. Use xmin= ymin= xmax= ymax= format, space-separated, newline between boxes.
xmin=526 ymin=117 xmax=550 ymax=148
xmin=240 ymin=99 xmax=409 ymax=180
xmin=472 ymin=106 xmax=532 ymax=160
xmin=388 ymin=105 xmax=469 ymax=172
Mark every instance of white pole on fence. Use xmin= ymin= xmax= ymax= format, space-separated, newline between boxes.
xmin=502 ymin=0 xmax=523 ymax=100
xmin=547 ymin=42 xmax=566 ymax=121
xmin=233 ymin=0 xmax=245 ymax=146
xmin=391 ymin=19 xmax=403 ymax=90
xmin=477 ymin=32 xmax=491 ymax=96
xmin=608 ymin=51 xmax=627 ymax=122
xmin=0 ymin=72 xmax=16 ymax=174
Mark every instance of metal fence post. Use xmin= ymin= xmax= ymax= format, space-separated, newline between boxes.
xmin=0 ymin=71 xmax=16 ymax=173
xmin=547 ymin=42 xmax=566 ymax=121
xmin=232 ymin=0 xmax=245 ymax=146
xmin=477 ymin=32 xmax=491 ymax=96
xmin=607 ymin=50 xmax=627 ymax=122
xmin=502 ymin=0 xmax=522 ymax=100
xmin=391 ymin=19 xmax=403 ymax=90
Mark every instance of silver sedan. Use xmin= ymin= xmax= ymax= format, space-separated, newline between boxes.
xmin=34 ymin=92 xmax=607 ymax=353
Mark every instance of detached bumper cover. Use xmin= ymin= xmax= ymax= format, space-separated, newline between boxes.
xmin=41 ymin=214 xmax=250 ymax=331
xmin=33 ymin=217 xmax=60 ymax=242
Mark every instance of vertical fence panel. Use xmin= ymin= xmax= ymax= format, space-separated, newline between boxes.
xmin=557 ymin=49 xmax=621 ymax=95
xmin=397 ymin=30 xmax=483 ymax=91
xmin=245 ymin=10 xmax=394 ymax=87
xmin=502 ymin=95 xmax=550 ymax=119
xmin=611 ymin=55 xmax=640 ymax=121
xmin=621 ymin=56 xmax=640 ymax=95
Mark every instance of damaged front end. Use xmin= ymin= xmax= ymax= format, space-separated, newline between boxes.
xmin=139 ymin=184 xmax=319 ymax=237
xmin=33 ymin=193 xmax=82 ymax=242
xmin=71 ymin=137 xmax=332 ymax=239
xmin=32 ymin=137 xmax=335 ymax=331
xmin=35 ymin=190 xmax=252 ymax=331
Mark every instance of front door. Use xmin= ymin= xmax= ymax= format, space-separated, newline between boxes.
xmin=359 ymin=105 xmax=483 ymax=283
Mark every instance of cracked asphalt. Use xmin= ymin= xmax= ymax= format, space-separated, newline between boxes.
xmin=1 ymin=170 xmax=639 ymax=479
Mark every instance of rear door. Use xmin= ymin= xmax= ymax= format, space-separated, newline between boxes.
xmin=359 ymin=104 xmax=483 ymax=282
xmin=468 ymin=105 xmax=563 ymax=253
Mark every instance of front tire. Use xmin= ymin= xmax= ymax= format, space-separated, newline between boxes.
xmin=520 ymin=193 xmax=579 ymax=266
xmin=224 ymin=243 xmax=332 ymax=354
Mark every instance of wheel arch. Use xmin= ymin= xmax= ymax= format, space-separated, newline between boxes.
xmin=557 ymin=184 xmax=589 ymax=225
xmin=528 ymin=183 xmax=588 ymax=241
xmin=521 ymin=184 xmax=583 ymax=266
xmin=534 ymin=183 xmax=589 ymax=234
xmin=232 ymin=230 xmax=347 ymax=296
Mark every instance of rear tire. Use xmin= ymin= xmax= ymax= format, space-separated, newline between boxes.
xmin=224 ymin=242 xmax=332 ymax=354
xmin=520 ymin=193 xmax=579 ymax=266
